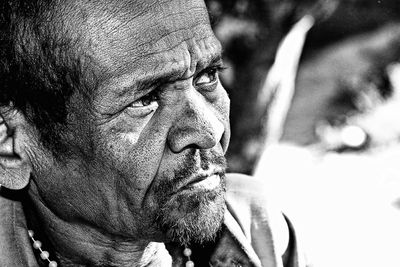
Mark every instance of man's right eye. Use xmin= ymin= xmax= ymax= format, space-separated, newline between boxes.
xmin=126 ymin=91 xmax=160 ymax=117
xmin=130 ymin=91 xmax=160 ymax=108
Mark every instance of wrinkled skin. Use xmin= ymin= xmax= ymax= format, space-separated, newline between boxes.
xmin=24 ymin=0 xmax=231 ymax=265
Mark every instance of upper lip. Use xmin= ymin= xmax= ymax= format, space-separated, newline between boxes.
xmin=182 ymin=168 xmax=223 ymax=189
xmin=184 ymin=174 xmax=214 ymax=188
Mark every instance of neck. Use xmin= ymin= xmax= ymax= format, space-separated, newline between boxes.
xmin=24 ymin=192 xmax=172 ymax=267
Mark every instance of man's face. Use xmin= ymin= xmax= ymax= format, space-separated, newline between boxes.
xmin=29 ymin=0 xmax=230 ymax=245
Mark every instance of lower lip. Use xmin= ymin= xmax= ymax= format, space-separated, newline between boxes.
xmin=188 ymin=174 xmax=221 ymax=190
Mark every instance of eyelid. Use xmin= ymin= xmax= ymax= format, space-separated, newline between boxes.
xmin=125 ymin=87 xmax=161 ymax=112
xmin=194 ymin=64 xmax=226 ymax=87
xmin=196 ymin=58 xmax=227 ymax=74
xmin=136 ymin=85 xmax=163 ymax=101
xmin=125 ymin=98 xmax=159 ymax=118
xmin=204 ymin=63 xmax=228 ymax=73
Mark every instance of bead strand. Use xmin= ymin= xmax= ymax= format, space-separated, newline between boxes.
xmin=183 ymin=247 xmax=194 ymax=267
xmin=28 ymin=229 xmax=196 ymax=267
xmin=28 ymin=230 xmax=58 ymax=267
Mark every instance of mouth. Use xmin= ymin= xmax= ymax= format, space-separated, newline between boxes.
xmin=182 ymin=174 xmax=221 ymax=191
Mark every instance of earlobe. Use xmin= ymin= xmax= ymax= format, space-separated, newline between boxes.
xmin=0 ymin=113 xmax=32 ymax=190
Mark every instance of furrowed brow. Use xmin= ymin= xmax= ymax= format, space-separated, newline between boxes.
xmin=134 ymin=54 xmax=223 ymax=92
xmin=113 ymin=68 xmax=186 ymax=99
xmin=135 ymin=71 xmax=183 ymax=93
xmin=113 ymin=49 xmax=223 ymax=99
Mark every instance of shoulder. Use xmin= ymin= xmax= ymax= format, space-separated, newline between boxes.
xmin=225 ymin=173 xmax=290 ymax=258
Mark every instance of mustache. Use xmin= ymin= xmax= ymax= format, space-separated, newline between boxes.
xmin=155 ymin=149 xmax=227 ymax=196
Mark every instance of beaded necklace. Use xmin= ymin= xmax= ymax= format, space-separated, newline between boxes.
xmin=28 ymin=230 xmax=58 ymax=267
xmin=28 ymin=230 xmax=195 ymax=267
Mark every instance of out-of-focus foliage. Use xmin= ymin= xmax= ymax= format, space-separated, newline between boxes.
xmin=283 ymin=2 xmax=400 ymax=146
xmin=206 ymin=0 xmax=400 ymax=173
xmin=304 ymin=0 xmax=400 ymax=57
xmin=205 ymin=0 xmax=336 ymax=173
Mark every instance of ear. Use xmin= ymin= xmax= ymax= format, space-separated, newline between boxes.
xmin=0 ymin=109 xmax=32 ymax=190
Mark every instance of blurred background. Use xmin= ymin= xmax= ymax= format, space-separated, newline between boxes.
xmin=204 ymin=0 xmax=400 ymax=266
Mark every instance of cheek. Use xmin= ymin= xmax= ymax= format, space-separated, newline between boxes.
xmin=94 ymin=111 xmax=169 ymax=190
xmin=214 ymin=88 xmax=231 ymax=151
xmin=211 ymin=85 xmax=230 ymax=116
xmin=222 ymin=91 xmax=230 ymax=121
xmin=112 ymin=111 xmax=156 ymax=143
xmin=213 ymin=87 xmax=230 ymax=128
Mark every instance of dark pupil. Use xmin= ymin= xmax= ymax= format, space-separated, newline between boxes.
xmin=141 ymin=94 xmax=155 ymax=106
xmin=208 ymin=70 xmax=216 ymax=81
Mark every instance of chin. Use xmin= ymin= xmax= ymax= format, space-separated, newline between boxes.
xmin=156 ymin=178 xmax=226 ymax=246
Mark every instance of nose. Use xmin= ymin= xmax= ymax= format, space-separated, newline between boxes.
xmin=167 ymin=90 xmax=225 ymax=153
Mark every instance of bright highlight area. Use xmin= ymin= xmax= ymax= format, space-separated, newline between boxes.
xmin=256 ymin=143 xmax=400 ymax=267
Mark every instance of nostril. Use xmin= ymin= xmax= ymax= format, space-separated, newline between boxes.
xmin=184 ymin=108 xmax=196 ymax=119
xmin=185 ymin=144 xmax=202 ymax=150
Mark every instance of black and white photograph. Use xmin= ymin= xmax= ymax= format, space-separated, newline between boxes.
xmin=0 ymin=1 xmax=399 ymax=266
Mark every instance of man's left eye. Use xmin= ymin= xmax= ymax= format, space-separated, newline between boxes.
xmin=194 ymin=68 xmax=219 ymax=87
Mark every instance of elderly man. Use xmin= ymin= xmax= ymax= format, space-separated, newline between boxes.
xmin=0 ymin=0 xmax=304 ymax=266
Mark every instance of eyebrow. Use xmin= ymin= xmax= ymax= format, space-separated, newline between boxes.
xmin=132 ymin=52 xmax=223 ymax=94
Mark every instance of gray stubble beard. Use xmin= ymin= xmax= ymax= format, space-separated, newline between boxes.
xmin=156 ymin=176 xmax=226 ymax=246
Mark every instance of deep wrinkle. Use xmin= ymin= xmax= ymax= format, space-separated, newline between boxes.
xmin=94 ymin=37 xmax=222 ymax=118
xmin=6 ymin=0 xmax=231 ymax=265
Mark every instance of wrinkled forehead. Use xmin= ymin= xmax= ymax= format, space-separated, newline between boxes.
xmin=69 ymin=0 xmax=219 ymax=80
